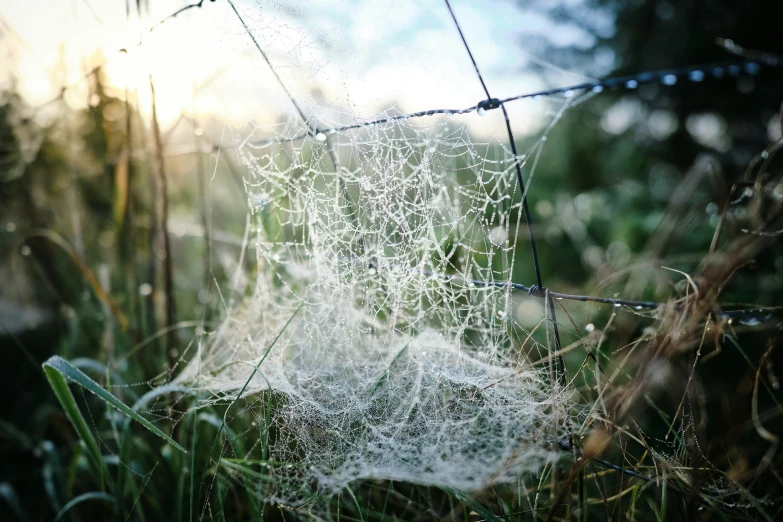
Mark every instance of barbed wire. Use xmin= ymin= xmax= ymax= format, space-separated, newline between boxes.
xmin=404 ymin=263 xmax=779 ymax=326
xmin=11 ymin=1 xmax=781 ymax=330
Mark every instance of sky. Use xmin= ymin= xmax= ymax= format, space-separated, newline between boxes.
xmin=0 ymin=0 xmax=606 ymax=140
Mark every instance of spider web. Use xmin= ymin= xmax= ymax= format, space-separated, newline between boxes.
xmin=171 ymin=0 xmax=582 ymax=507
xmin=155 ymin=0 xmax=770 ymax=514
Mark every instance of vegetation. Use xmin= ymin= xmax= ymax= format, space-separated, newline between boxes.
xmin=1 ymin=1 xmax=782 ymax=520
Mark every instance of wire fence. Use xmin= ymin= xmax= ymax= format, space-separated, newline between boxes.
xmin=17 ymin=0 xmax=783 ymax=327
xmin=23 ymin=0 xmax=781 ymax=330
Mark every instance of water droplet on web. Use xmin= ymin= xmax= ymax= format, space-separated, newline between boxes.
xmin=761 ymin=150 xmax=769 ymax=159
xmin=625 ymin=79 xmax=638 ymax=89
xmin=585 ymin=323 xmax=595 ymax=333
xmin=728 ymin=64 xmax=741 ymax=76
xmin=564 ymin=89 xmax=575 ymax=98
xmin=712 ymin=67 xmax=725 ymax=78
xmin=20 ymin=245 xmax=30 ymax=256
xmin=591 ymin=85 xmax=604 ymax=93
xmin=368 ymin=267 xmax=377 ymax=276
xmin=327 ymin=128 xmax=336 ymax=135
xmin=477 ymin=107 xmax=487 ymax=117
xmin=689 ymin=70 xmax=705 ymax=82
xmin=635 ymin=305 xmax=643 ymax=310
xmin=662 ymin=74 xmax=677 ymax=86
xmin=315 ymin=132 xmax=327 ymax=142
xmin=745 ymin=62 xmax=761 ymax=75
xmin=614 ymin=303 xmax=621 ymax=307
xmin=541 ymin=136 xmax=547 ymax=142
xmin=428 ymin=146 xmax=437 ymax=154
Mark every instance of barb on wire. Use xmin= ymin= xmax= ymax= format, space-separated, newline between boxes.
xmin=244 ymin=59 xmax=767 ymax=147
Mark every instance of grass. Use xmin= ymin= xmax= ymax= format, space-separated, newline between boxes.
xmin=2 ymin=57 xmax=783 ymax=522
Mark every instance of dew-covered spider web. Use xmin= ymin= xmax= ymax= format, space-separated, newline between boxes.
xmin=167 ymin=0 xmax=587 ymax=506
xmin=151 ymin=0 xmax=772 ymax=512
xmin=178 ymin=95 xmax=578 ymax=500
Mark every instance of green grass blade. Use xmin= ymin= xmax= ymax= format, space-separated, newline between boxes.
xmin=196 ymin=304 xmax=303 ymax=517
xmin=43 ymin=355 xmax=186 ymax=453
xmin=219 ymin=459 xmax=275 ymax=482
xmin=345 ymin=485 xmax=366 ymax=522
xmin=443 ymin=487 xmax=503 ymax=522
xmin=43 ymin=362 xmax=105 ymax=483
xmin=53 ymin=491 xmax=115 ymax=522
xmin=0 ymin=481 xmax=29 ymax=521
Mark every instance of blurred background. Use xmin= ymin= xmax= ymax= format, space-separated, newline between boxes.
xmin=1 ymin=0 xmax=782 ymax=520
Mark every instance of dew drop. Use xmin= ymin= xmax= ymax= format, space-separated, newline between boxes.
xmin=564 ymin=89 xmax=575 ymax=98
xmin=368 ymin=267 xmax=377 ymax=276
xmin=591 ymin=85 xmax=604 ymax=93
xmin=625 ymin=79 xmax=639 ymax=89
xmin=662 ymin=74 xmax=678 ymax=86
xmin=315 ymin=132 xmax=327 ymax=142
xmin=745 ymin=62 xmax=761 ymax=75
xmin=635 ymin=305 xmax=643 ymax=310
xmin=541 ymin=136 xmax=548 ymax=142
xmin=614 ymin=302 xmax=621 ymax=307
xmin=761 ymin=150 xmax=769 ymax=159
xmin=20 ymin=245 xmax=30 ymax=256
xmin=585 ymin=323 xmax=595 ymax=333
xmin=728 ymin=64 xmax=741 ymax=76
xmin=712 ymin=67 xmax=725 ymax=78
xmin=477 ymin=107 xmax=487 ymax=116
xmin=689 ymin=70 xmax=705 ymax=82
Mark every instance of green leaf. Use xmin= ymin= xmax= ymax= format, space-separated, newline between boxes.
xmin=53 ymin=491 xmax=115 ymax=522
xmin=43 ymin=362 xmax=105 ymax=484
xmin=443 ymin=487 xmax=503 ymax=522
xmin=219 ymin=459 xmax=274 ymax=482
xmin=43 ymin=356 xmax=186 ymax=453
